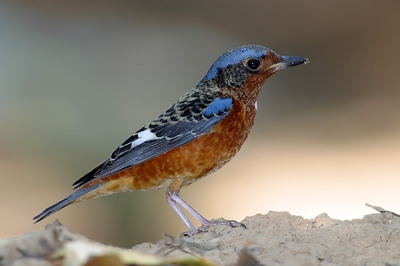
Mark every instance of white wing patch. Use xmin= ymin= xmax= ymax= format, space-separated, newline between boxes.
xmin=255 ymin=101 xmax=258 ymax=110
xmin=131 ymin=129 xmax=156 ymax=148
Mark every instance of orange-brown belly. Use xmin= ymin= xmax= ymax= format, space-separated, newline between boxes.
xmin=85 ymin=99 xmax=256 ymax=196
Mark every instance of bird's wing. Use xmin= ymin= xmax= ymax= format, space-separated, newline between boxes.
xmin=73 ymin=95 xmax=232 ymax=188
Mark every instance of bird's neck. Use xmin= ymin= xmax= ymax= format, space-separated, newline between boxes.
xmin=221 ymin=81 xmax=264 ymax=107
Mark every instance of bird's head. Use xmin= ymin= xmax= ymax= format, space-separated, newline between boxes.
xmin=198 ymin=45 xmax=309 ymax=103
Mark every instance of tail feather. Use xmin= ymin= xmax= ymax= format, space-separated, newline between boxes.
xmin=33 ymin=183 xmax=103 ymax=223
xmin=72 ymin=163 xmax=104 ymax=189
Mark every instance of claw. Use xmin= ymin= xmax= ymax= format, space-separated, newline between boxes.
xmin=180 ymin=218 xmax=246 ymax=237
xmin=206 ymin=218 xmax=246 ymax=229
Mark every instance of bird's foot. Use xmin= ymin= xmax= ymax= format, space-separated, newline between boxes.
xmin=180 ymin=227 xmax=208 ymax=237
xmin=205 ymin=218 xmax=246 ymax=229
xmin=180 ymin=218 xmax=246 ymax=237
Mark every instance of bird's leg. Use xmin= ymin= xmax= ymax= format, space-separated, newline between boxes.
xmin=166 ymin=190 xmax=196 ymax=231
xmin=166 ymin=190 xmax=246 ymax=236
xmin=167 ymin=190 xmax=210 ymax=225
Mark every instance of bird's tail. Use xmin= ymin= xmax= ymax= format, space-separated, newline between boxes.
xmin=33 ymin=182 xmax=104 ymax=223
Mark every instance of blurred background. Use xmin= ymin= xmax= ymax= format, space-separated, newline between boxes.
xmin=1 ymin=1 xmax=399 ymax=247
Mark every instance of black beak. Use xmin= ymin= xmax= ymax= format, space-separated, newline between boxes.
xmin=281 ymin=55 xmax=309 ymax=67
xmin=268 ymin=55 xmax=309 ymax=72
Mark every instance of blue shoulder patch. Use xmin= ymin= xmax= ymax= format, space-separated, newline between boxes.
xmin=201 ymin=98 xmax=232 ymax=116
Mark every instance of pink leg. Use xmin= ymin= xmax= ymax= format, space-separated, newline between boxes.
xmin=166 ymin=191 xmax=196 ymax=231
xmin=166 ymin=190 xmax=245 ymax=235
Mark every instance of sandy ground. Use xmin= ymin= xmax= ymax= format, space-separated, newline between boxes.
xmin=132 ymin=211 xmax=400 ymax=266
xmin=2 ymin=210 xmax=400 ymax=266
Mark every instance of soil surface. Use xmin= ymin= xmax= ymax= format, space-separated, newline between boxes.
xmin=2 ymin=211 xmax=400 ymax=265
xmin=132 ymin=211 xmax=400 ymax=265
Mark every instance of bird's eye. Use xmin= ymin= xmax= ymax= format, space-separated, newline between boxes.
xmin=245 ymin=58 xmax=262 ymax=71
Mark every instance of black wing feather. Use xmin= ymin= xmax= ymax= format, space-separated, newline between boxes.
xmin=73 ymin=94 xmax=232 ymax=188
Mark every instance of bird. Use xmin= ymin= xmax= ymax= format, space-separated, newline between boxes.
xmin=33 ymin=45 xmax=308 ymax=235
